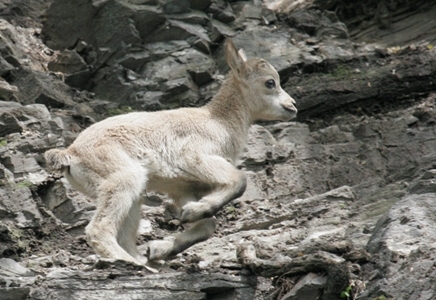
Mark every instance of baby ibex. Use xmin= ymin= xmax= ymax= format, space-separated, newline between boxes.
xmin=45 ymin=39 xmax=297 ymax=265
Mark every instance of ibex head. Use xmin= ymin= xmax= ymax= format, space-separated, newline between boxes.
xmin=225 ymin=39 xmax=297 ymax=122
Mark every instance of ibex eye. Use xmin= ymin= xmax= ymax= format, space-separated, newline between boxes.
xmin=265 ymin=79 xmax=276 ymax=89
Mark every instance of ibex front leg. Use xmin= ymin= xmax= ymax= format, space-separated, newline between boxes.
xmin=148 ymin=156 xmax=246 ymax=261
xmin=180 ymin=155 xmax=247 ymax=224
xmin=148 ymin=217 xmax=216 ymax=260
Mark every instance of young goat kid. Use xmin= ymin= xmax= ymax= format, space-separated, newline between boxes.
xmin=45 ymin=39 xmax=297 ymax=264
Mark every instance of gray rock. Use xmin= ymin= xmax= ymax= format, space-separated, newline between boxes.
xmin=0 ymin=108 xmax=25 ymax=136
xmin=408 ymin=169 xmax=436 ymax=194
xmin=39 ymin=178 xmax=95 ymax=224
xmin=130 ymin=90 xmax=166 ymax=110
xmin=0 ymin=79 xmax=18 ymax=101
xmin=163 ymin=89 xmax=201 ymax=108
xmin=208 ymin=19 xmax=236 ymax=43
xmin=160 ymin=0 xmax=191 ymax=14
xmin=12 ymin=68 xmax=76 ymax=108
xmin=193 ymin=38 xmax=211 ymax=54
xmin=0 ymin=185 xmax=42 ymax=228
xmin=117 ymin=51 xmax=151 ymax=72
xmin=90 ymin=65 xmax=135 ymax=105
xmin=98 ymin=6 xmax=141 ymax=52
xmin=268 ymin=122 xmax=313 ymax=145
xmin=364 ymin=191 xmax=436 ymax=299
xmin=142 ymin=56 xmax=187 ymax=82
xmin=145 ymin=40 xmax=191 ymax=59
xmin=0 ymin=20 xmax=27 ymax=68
xmin=167 ymin=10 xmax=209 ymax=26
xmin=243 ymin=124 xmax=279 ymax=165
xmin=310 ymin=124 xmax=355 ymax=144
xmin=27 ymin=271 xmax=256 ymax=300
xmin=0 ymin=287 xmax=31 ymax=300
xmin=342 ymin=1 xmax=436 ymax=47
xmin=216 ymin=29 xmax=303 ymax=75
xmin=0 ymin=163 xmax=14 ymax=186
xmin=189 ymin=0 xmax=211 ymax=11
xmin=4 ymin=1 xmax=436 ymax=300
xmin=286 ymin=10 xmax=334 ymax=37
xmin=232 ymin=2 xmax=263 ymax=22
xmin=44 ymin=0 xmax=166 ymax=52
xmin=280 ymin=273 xmax=327 ymax=300
xmin=42 ymin=0 xmax=99 ymax=50
xmin=181 ymin=48 xmax=217 ymax=86
xmin=286 ymin=45 xmax=435 ymax=119
xmin=162 ymin=77 xmax=198 ymax=97
xmin=93 ymin=2 xmax=143 ymax=50
xmin=261 ymin=7 xmax=278 ymax=24
xmin=129 ymin=4 xmax=166 ymax=41
xmin=2 ymin=152 xmax=41 ymax=178
xmin=207 ymin=0 xmax=235 ymax=23
xmin=48 ymin=117 xmax=64 ymax=136
xmin=0 ymin=56 xmax=15 ymax=77
xmin=0 ymin=100 xmax=21 ymax=108
xmin=0 ymin=258 xmax=34 ymax=277
xmin=22 ymin=104 xmax=51 ymax=122
xmin=48 ymin=50 xmax=88 ymax=74
xmin=0 ymin=104 xmax=52 ymax=137
xmin=144 ymin=20 xmax=210 ymax=43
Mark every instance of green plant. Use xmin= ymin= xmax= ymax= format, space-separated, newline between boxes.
xmin=341 ymin=285 xmax=352 ymax=299
xmin=340 ymin=280 xmax=366 ymax=300
xmin=225 ymin=206 xmax=236 ymax=213
xmin=0 ymin=139 xmax=7 ymax=147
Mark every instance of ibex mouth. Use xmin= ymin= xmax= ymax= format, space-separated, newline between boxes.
xmin=281 ymin=104 xmax=297 ymax=114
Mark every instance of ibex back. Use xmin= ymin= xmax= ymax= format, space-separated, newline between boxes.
xmin=45 ymin=39 xmax=297 ymax=265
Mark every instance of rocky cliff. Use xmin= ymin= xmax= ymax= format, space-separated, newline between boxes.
xmin=1 ymin=0 xmax=436 ymax=299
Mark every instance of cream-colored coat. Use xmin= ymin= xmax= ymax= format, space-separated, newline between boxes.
xmin=45 ymin=39 xmax=297 ymax=265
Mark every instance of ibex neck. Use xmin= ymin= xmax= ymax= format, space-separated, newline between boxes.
xmin=205 ymin=76 xmax=252 ymax=129
xmin=204 ymin=76 xmax=253 ymax=162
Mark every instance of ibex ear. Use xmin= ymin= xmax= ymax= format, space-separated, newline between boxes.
xmin=238 ymin=49 xmax=247 ymax=62
xmin=226 ymin=39 xmax=248 ymax=76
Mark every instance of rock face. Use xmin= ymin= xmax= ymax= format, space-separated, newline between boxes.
xmin=1 ymin=0 xmax=436 ymax=299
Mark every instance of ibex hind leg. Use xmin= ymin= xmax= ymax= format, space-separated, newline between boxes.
xmin=66 ymin=162 xmax=100 ymax=197
xmin=86 ymin=169 xmax=147 ymax=264
xmin=148 ymin=217 xmax=216 ymax=260
xmin=117 ymin=199 xmax=147 ymax=264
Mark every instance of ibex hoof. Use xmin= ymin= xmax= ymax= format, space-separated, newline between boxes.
xmin=148 ymin=240 xmax=174 ymax=261
xmin=180 ymin=202 xmax=212 ymax=223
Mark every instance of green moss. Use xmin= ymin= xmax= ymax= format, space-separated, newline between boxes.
xmin=16 ymin=181 xmax=34 ymax=189
xmin=0 ymin=139 xmax=7 ymax=147
xmin=106 ymin=106 xmax=134 ymax=116
xmin=331 ymin=65 xmax=351 ymax=78
xmin=8 ymin=226 xmax=31 ymax=253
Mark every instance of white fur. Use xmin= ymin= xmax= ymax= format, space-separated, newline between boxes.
xmin=44 ymin=39 xmax=297 ymax=264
